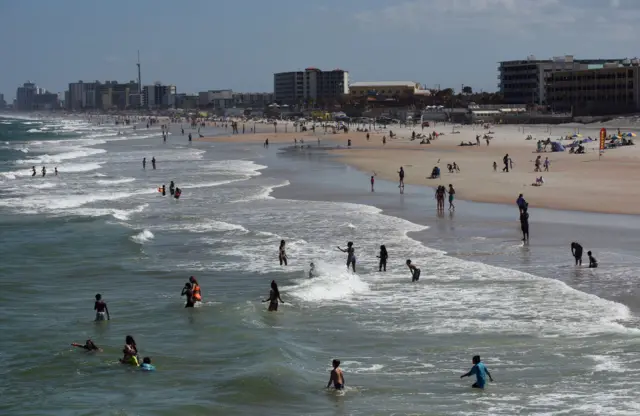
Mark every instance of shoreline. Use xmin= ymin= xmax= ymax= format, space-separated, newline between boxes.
xmin=199 ymin=123 xmax=640 ymax=216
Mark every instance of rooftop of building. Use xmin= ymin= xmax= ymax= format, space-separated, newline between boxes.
xmin=349 ymin=81 xmax=419 ymax=88
xmin=499 ymin=56 xmax=627 ymax=65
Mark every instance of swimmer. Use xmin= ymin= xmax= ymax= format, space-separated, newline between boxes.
xmin=588 ymin=251 xmax=598 ymax=268
xmin=326 ymin=359 xmax=345 ymax=390
xmin=169 ymin=180 xmax=175 ymax=196
xmin=189 ymin=276 xmax=202 ymax=302
xmin=120 ymin=335 xmax=139 ymax=366
xmin=571 ymin=242 xmax=583 ymax=266
xmin=309 ymin=262 xmax=316 ymax=278
xmin=377 ymin=245 xmax=388 ymax=272
xmin=262 ymin=280 xmax=284 ymax=311
xmin=181 ymin=282 xmax=195 ymax=308
xmin=460 ymin=355 xmax=493 ymax=389
xmin=94 ymin=293 xmax=110 ymax=321
xmin=72 ymin=339 xmax=102 ymax=352
xmin=31 ymin=166 xmax=36 ymax=176
xmin=406 ymin=259 xmax=421 ymax=282
xmin=279 ymin=240 xmax=288 ymax=266
xmin=337 ymin=242 xmax=356 ymax=273
xmin=140 ymin=357 xmax=156 ymax=371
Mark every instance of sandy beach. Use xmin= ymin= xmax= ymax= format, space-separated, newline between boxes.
xmin=199 ymin=121 xmax=640 ymax=215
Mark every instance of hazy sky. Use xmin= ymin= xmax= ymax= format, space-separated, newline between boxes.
xmin=1 ymin=0 xmax=638 ymax=99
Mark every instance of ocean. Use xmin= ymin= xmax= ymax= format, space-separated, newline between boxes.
xmin=1 ymin=115 xmax=640 ymax=416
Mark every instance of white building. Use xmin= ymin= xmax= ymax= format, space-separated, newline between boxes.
xmin=143 ymin=83 xmax=176 ymax=109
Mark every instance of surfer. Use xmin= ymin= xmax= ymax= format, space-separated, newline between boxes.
xmin=94 ymin=294 xmax=110 ymax=321
xmin=571 ymin=242 xmax=583 ymax=266
xmin=169 ymin=181 xmax=175 ymax=196
xmin=460 ymin=355 xmax=493 ymax=389
xmin=337 ymin=242 xmax=356 ymax=273
xmin=72 ymin=339 xmax=101 ymax=352
xmin=588 ymin=251 xmax=598 ymax=268
xmin=31 ymin=166 xmax=36 ymax=177
xmin=189 ymin=276 xmax=202 ymax=303
xmin=279 ymin=240 xmax=287 ymax=266
xmin=262 ymin=280 xmax=284 ymax=311
xmin=406 ymin=259 xmax=421 ymax=282
xmin=140 ymin=357 xmax=156 ymax=371
xmin=181 ymin=282 xmax=195 ymax=308
xmin=326 ymin=359 xmax=345 ymax=390
xmin=120 ymin=335 xmax=139 ymax=366
xmin=377 ymin=245 xmax=388 ymax=272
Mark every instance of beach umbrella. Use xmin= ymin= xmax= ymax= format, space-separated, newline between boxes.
xmin=625 ymin=132 xmax=636 ymax=137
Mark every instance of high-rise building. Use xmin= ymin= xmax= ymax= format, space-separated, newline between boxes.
xmin=498 ymin=55 xmax=626 ymax=105
xmin=143 ymin=83 xmax=176 ymax=109
xmin=0 ymin=93 xmax=6 ymax=109
xmin=274 ymin=68 xmax=349 ymax=106
xmin=16 ymin=82 xmax=38 ymax=111
xmin=232 ymin=92 xmax=274 ymax=108
xmin=198 ymin=89 xmax=234 ymax=109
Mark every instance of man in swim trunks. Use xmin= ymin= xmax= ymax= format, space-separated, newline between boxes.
xmin=94 ymin=294 xmax=110 ymax=321
xmin=460 ymin=355 xmax=493 ymax=389
xmin=571 ymin=242 xmax=583 ymax=266
xmin=327 ymin=359 xmax=345 ymax=390
xmin=406 ymin=259 xmax=421 ymax=282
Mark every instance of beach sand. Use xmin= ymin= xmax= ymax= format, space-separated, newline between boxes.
xmin=200 ymin=122 xmax=640 ymax=215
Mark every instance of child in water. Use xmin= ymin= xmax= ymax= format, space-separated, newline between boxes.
xmin=406 ymin=259 xmax=421 ymax=282
xmin=327 ymin=359 xmax=345 ymax=390
xmin=460 ymin=355 xmax=494 ymax=389
xmin=588 ymin=251 xmax=598 ymax=268
xmin=94 ymin=294 xmax=110 ymax=321
xmin=72 ymin=339 xmax=102 ymax=352
xmin=140 ymin=357 xmax=156 ymax=371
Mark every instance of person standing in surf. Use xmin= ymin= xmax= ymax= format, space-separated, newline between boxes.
xmin=520 ymin=206 xmax=529 ymax=242
xmin=337 ymin=242 xmax=356 ymax=273
xmin=142 ymin=158 xmax=146 ymax=169
xmin=151 ymin=157 xmax=156 ymax=170
xmin=169 ymin=181 xmax=175 ymax=196
xmin=31 ymin=166 xmax=36 ymax=177
xmin=571 ymin=242 xmax=583 ymax=266
xmin=460 ymin=355 xmax=494 ymax=389
xmin=377 ymin=245 xmax=388 ymax=272
xmin=120 ymin=335 xmax=139 ymax=366
xmin=327 ymin=359 xmax=345 ymax=390
xmin=263 ymin=280 xmax=284 ymax=311
xmin=406 ymin=259 xmax=421 ymax=282
xmin=279 ymin=240 xmax=288 ymax=266
xmin=41 ymin=166 xmax=46 ymax=177
xmin=94 ymin=293 xmax=110 ymax=321
xmin=398 ymin=167 xmax=405 ymax=191
xmin=181 ymin=282 xmax=195 ymax=308
xmin=448 ymin=184 xmax=456 ymax=211
xmin=189 ymin=276 xmax=202 ymax=303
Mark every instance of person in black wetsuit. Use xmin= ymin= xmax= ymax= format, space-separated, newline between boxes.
xmin=151 ymin=157 xmax=156 ymax=170
xmin=142 ymin=158 xmax=146 ymax=169
xmin=406 ymin=259 xmax=421 ymax=282
xmin=42 ymin=166 xmax=46 ymax=177
xmin=377 ymin=245 xmax=388 ymax=272
xmin=169 ymin=181 xmax=175 ymax=196
xmin=571 ymin=242 xmax=583 ymax=266
xmin=337 ymin=242 xmax=356 ymax=273
xmin=588 ymin=251 xmax=598 ymax=268
xmin=520 ymin=207 xmax=529 ymax=242
xmin=181 ymin=282 xmax=195 ymax=308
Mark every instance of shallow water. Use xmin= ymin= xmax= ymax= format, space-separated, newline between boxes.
xmin=1 ymin=115 xmax=640 ymax=415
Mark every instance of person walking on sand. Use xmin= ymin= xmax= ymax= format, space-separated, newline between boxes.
xmin=502 ymin=154 xmax=509 ymax=172
xmin=436 ymin=185 xmax=446 ymax=212
xmin=543 ymin=157 xmax=550 ymax=172
xmin=448 ymin=184 xmax=456 ymax=211
xmin=370 ymin=175 xmax=375 ymax=192
xmin=534 ymin=155 xmax=542 ymax=172
xmin=493 ymin=161 xmax=497 ymax=172
xmin=398 ymin=167 xmax=405 ymax=189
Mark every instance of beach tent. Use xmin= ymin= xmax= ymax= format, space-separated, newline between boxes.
xmin=551 ymin=142 xmax=565 ymax=152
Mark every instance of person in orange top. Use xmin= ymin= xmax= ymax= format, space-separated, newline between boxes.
xmin=189 ymin=276 xmax=202 ymax=303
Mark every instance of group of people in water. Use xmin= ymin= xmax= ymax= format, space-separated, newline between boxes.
xmin=31 ymin=165 xmax=57 ymax=177
xmin=158 ymin=180 xmax=182 ymax=199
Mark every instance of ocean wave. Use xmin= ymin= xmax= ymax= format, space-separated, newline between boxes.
xmin=130 ymin=229 xmax=154 ymax=244
xmin=16 ymin=148 xmax=106 ymax=164
xmin=97 ymin=178 xmax=136 ymax=185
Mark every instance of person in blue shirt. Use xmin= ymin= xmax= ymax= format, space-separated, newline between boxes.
xmin=140 ymin=357 xmax=156 ymax=371
xmin=460 ymin=355 xmax=493 ymax=389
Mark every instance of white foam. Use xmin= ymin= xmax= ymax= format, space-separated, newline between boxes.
xmin=58 ymin=163 xmax=102 ymax=173
xmin=286 ymin=261 xmax=371 ymax=301
xmin=157 ymin=220 xmax=248 ymax=234
xmin=16 ymin=148 xmax=106 ymax=164
xmin=71 ymin=204 xmax=148 ymax=221
xmin=231 ymin=180 xmax=290 ymax=202
xmin=130 ymin=229 xmax=154 ymax=244
xmin=97 ymin=178 xmax=136 ymax=185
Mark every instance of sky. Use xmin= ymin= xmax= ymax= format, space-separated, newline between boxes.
xmin=1 ymin=0 xmax=639 ymax=100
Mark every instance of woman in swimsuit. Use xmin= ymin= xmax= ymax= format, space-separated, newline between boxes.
xmin=120 ymin=335 xmax=139 ymax=365
xmin=279 ymin=240 xmax=287 ymax=266
xmin=337 ymin=242 xmax=356 ymax=273
xmin=263 ymin=280 xmax=284 ymax=311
